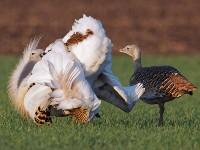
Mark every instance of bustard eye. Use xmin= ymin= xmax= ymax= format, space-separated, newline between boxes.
xmin=31 ymin=53 xmax=36 ymax=55
xmin=127 ymin=47 xmax=129 ymax=50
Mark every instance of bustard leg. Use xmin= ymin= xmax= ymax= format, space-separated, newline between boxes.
xmin=158 ymin=102 xmax=165 ymax=126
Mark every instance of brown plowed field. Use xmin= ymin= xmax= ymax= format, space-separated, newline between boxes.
xmin=0 ymin=0 xmax=200 ymax=55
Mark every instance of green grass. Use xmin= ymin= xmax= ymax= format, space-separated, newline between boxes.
xmin=0 ymin=55 xmax=200 ymax=150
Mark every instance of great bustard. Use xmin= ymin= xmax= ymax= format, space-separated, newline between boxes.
xmin=119 ymin=45 xmax=197 ymax=125
xmin=26 ymin=40 xmax=101 ymax=125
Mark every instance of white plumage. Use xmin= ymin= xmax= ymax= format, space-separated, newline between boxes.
xmin=62 ymin=15 xmax=111 ymax=81
xmin=61 ymin=15 xmax=145 ymax=112
xmin=26 ymin=40 xmax=101 ymax=123
xmin=24 ymin=84 xmax=52 ymax=120
xmin=8 ymin=36 xmax=44 ymax=116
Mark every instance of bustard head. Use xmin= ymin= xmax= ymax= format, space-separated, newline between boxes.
xmin=30 ymin=49 xmax=44 ymax=61
xmin=119 ymin=45 xmax=141 ymax=61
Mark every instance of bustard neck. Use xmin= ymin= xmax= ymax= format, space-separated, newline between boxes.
xmin=133 ymin=48 xmax=142 ymax=71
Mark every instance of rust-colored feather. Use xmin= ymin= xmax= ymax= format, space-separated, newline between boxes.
xmin=71 ymin=107 xmax=89 ymax=124
xmin=160 ymin=73 xmax=197 ymax=97
xmin=130 ymin=66 xmax=197 ymax=101
xmin=65 ymin=29 xmax=93 ymax=47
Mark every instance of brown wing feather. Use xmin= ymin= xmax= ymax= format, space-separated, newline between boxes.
xmin=71 ymin=108 xmax=89 ymax=124
xmin=160 ymin=73 xmax=197 ymax=97
xmin=65 ymin=29 xmax=93 ymax=47
xmin=130 ymin=66 xmax=197 ymax=100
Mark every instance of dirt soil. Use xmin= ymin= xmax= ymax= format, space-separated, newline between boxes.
xmin=0 ymin=0 xmax=200 ymax=55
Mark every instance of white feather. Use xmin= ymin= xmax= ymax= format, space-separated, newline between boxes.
xmin=122 ymin=83 xmax=145 ymax=104
xmin=62 ymin=15 xmax=112 ymax=80
xmin=27 ymin=60 xmax=55 ymax=88
xmin=101 ymin=69 xmax=145 ymax=105
xmin=49 ymin=89 xmax=64 ymax=98
xmin=62 ymin=15 xmax=144 ymax=112
xmin=28 ymin=40 xmax=101 ymax=121
xmin=57 ymin=98 xmax=82 ymax=110
xmin=24 ymin=84 xmax=52 ymax=120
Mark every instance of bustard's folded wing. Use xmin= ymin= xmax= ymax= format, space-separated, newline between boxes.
xmin=102 ymin=69 xmax=145 ymax=102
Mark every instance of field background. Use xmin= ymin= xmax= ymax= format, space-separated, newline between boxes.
xmin=0 ymin=55 xmax=200 ymax=150
xmin=0 ymin=0 xmax=200 ymax=150
xmin=0 ymin=0 xmax=200 ymax=55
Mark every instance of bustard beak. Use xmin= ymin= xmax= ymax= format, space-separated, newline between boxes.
xmin=119 ymin=48 xmax=127 ymax=54
xmin=119 ymin=48 xmax=125 ymax=53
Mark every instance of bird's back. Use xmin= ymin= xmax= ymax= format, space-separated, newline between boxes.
xmin=130 ymin=66 xmax=197 ymax=103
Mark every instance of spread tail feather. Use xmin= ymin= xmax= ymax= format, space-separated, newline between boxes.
xmin=185 ymin=85 xmax=197 ymax=96
xmin=160 ymin=74 xmax=197 ymax=97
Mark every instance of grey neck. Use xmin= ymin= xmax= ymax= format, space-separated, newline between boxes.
xmin=134 ymin=58 xmax=142 ymax=72
xmin=131 ymin=46 xmax=142 ymax=71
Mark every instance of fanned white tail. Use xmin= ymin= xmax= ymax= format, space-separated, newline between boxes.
xmin=27 ymin=40 xmax=101 ymax=122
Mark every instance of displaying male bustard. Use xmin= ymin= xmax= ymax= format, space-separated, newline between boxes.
xmin=119 ymin=45 xmax=197 ymax=126
xmin=26 ymin=40 xmax=101 ymax=125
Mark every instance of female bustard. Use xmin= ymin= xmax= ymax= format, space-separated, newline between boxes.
xmin=119 ymin=45 xmax=197 ymax=126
